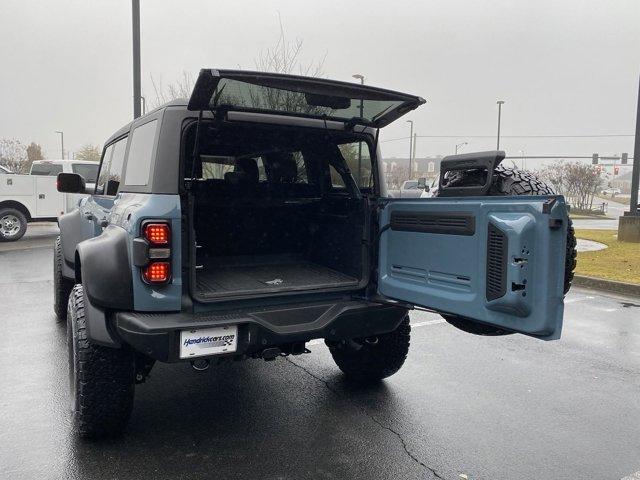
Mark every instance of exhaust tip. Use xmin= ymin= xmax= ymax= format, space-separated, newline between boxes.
xmin=191 ymin=359 xmax=210 ymax=371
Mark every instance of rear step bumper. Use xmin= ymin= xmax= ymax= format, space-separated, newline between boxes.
xmin=114 ymin=300 xmax=407 ymax=362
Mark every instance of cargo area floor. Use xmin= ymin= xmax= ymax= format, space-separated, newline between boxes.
xmin=195 ymin=256 xmax=359 ymax=298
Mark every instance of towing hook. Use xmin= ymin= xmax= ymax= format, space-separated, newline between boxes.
xmin=191 ymin=359 xmax=210 ymax=371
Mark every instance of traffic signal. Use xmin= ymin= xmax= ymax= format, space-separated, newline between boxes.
xmin=592 ymin=153 xmax=598 ymax=164
xmin=621 ymin=153 xmax=628 ymax=165
xmin=614 ymin=166 xmax=619 ymax=175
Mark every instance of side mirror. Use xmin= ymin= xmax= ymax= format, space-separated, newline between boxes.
xmin=417 ymin=177 xmax=427 ymax=189
xmin=57 ymin=173 xmax=86 ymax=193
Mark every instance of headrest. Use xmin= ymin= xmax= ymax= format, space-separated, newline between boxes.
xmin=224 ymin=171 xmax=247 ymax=186
xmin=235 ymin=158 xmax=259 ymax=184
xmin=267 ymin=153 xmax=297 ymax=183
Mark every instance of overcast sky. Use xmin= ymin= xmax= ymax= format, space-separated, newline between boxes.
xmin=1 ymin=0 xmax=638 ymax=166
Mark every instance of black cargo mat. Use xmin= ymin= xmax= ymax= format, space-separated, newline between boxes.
xmin=196 ymin=258 xmax=358 ymax=298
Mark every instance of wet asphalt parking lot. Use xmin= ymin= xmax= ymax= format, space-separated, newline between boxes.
xmin=0 ymin=231 xmax=639 ymax=480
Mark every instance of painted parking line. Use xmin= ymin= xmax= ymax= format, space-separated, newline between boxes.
xmin=412 ymin=319 xmax=446 ymax=328
xmin=305 ymin=318 xmax=445 ymax=347
xmin=621 ymin=471 xmax=640 ymax=480
xmin=565 ymin=295 xmax=595 ymax=304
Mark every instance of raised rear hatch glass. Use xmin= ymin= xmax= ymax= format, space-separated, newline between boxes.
xmin=187 ymin=69 xmax=426 ymax=127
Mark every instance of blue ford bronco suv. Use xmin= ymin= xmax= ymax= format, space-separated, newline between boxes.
xmin=54 ymin=69 xmax=577 ymax=437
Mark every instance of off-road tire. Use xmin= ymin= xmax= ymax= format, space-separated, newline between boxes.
xmin=0 ymin=207 xmax=27 ymax=242
xmin=67 ymin=284 xmax=135 ymax=438
xmin=53 ymin=236 xmax=74 ymax=321
xmin=328 ymin=315 xmax=410 ymax=383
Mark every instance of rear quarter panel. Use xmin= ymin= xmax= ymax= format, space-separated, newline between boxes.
xmin=109 ymin=192 xmax=182 ymax=312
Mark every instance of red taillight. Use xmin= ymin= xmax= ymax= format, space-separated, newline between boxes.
xmin=143 ymin=261 xmax=171 ymax=283
xmin=144 ymin=223 xmax=170 ymax=245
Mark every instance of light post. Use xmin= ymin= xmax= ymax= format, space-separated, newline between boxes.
xmin=455 ymin=142 xmax=468 ymax=155
xmin=352 ymin=74 xmax=365 ymax=185
xmin=406 ymin=120 xmax=414 ymax=179
xmin=496 ymin=100 xmax=505 ymax=150
xmin=518 ymin=150 xmax=526 ymax=170
xmin=55 ymin=131 xmax=64 ymax=159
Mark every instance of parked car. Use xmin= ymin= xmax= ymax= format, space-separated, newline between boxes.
xmin=601 ymin=187 xmax=622 ymax=196
xmin=387 ymin=178 xmax=428 ymax=198
xmin=420 ymin=178 xmax=439 ymax=198
xmin=0 ymin=159 xmax=98 ymax=241
xmin=55 ymin=69 xmax=576 ymax=437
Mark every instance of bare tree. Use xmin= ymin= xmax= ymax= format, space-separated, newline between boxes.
xmin=26 ymin=142 xmax=44 ymax=162
xmin=76 ymin=144 xmax=102 ymax=162
xmin=255 ymin=14 xmax=326 ymax=77
xmin=0 ymin=138 xmax=28 ymax=173
xmin=149 ymin=15 xmax=326 ymax=109
xmin=541 ymin=161 xmax=603 ymax=212
xmin=150 ymin=70 xmax=196 ymax=108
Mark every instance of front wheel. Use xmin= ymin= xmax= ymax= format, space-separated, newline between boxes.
xmin=328 ymin=315 xmax=411 ymax=383
xmin=67 ymin=285 xmax=136 ymax=438
xmin=0 ymin=208 xmax=27 ymax=242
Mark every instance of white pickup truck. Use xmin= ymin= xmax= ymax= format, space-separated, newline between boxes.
xmin=0 ymin=159 xmax=98 ymax=241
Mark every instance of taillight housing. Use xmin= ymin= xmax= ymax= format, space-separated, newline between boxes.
xmin=139 ymin=221 xmax=172 ymax=284
xmin=144 ymin=223 xmax=171 ymax=245
xmin=143 ymin=261 xmax=171 ymax=283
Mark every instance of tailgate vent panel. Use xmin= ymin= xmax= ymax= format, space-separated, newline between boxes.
xmin=390 ymin=212 xmax=475 ymax=235
xmin=486 ymin=223 xmax=508 ymax=301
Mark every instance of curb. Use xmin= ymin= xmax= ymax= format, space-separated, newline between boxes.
xmin=573 ymin=275 xmax=640 ymax=298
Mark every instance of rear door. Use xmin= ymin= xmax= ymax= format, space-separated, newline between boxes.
xmin=378 ymin=196 xmax=568 ymax=340
xmin=187 ymin=69 xmax=425 ymax=127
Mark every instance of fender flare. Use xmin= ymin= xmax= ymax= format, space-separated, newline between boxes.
xmin=76 ymin=225 xmax=134 ymax=347
xmin=58 ymin=209 xmax=83 ymax=279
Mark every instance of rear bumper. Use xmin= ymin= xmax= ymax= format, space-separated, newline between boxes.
xmin=114 ymin=299 xmax=407 ymax=362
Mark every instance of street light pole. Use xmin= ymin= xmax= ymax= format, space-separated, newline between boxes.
xmin=518 ymin=150 xmax=526 ymax=170
xmin=406 ymin=120 xmax=414 ymax=179
xmin=352 ymin=74 xmax=365 ymax=185
xmin=496 ymin=100 xmax=505 ymax=150
xmin=132 ymin=0 xmax=142 ymax=119
xmin=455 ymin=142 xmax=468 ymax=155
xmin=55 ymin=131 xmax=64 ymax=159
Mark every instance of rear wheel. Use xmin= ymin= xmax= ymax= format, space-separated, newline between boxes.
xmin=438 ymin=165 xmax=578 ymax=335
xmin=68 ymin=285 xmax=135 ymax=438
xmin=328 ymin=314 xmax=410 ymax=383
xmin=53 ymin=236 xmax=74 ymax=321
xmin=0 ymin=208 xmax=27 ymax=242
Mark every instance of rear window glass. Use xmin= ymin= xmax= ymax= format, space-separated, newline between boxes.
xmin=72 ymin=163 xmax=98 ymax=183
xmin=124 ymin=120 xmax=157 ymax=185
xmin=31 ymin=163 xmax=63 ymax=176
xmin=210 ymin=78 xmax=404 ymax=125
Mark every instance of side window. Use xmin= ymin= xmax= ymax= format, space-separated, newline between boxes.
xmin=95 ymin=145 xmax=114 ymax=193
xmin=339 ymin=141 xmax=372 ymax=189
xmin=200 ymin=156 xmax=235 ymax=180
xmin=96 ymin=137 xmax=127 ymax=195
xmin=124 ymin=120 xmax=157 ymax=186
xmin=329 ymin=165 xmax=346 ymax=189
xmin=31 ymin=163 xmax=63 ymax=176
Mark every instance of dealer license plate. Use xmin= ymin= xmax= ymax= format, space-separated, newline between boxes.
xmin=179 ymin=325 xmax=238 ymax=359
